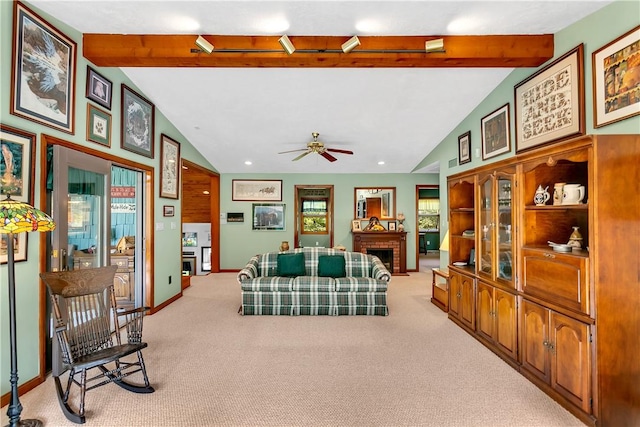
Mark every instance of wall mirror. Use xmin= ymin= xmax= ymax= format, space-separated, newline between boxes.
xmin=354 ymin=187 xmax=396 ymax=220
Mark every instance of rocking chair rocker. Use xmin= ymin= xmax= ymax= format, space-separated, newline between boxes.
xmin=40 ymin=265 xmax=154 ymax=424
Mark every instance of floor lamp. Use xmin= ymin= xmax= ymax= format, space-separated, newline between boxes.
xmin=1 ymin=195 xmax=56 ymax=427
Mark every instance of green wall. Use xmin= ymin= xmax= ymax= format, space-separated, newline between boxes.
xmin=414 ymin=0 xmax=640 ymax=267
xmin=220 ymin=173 xmax=438 ymax=270
xmin=0 ymin=0 xmax=213 ymax=396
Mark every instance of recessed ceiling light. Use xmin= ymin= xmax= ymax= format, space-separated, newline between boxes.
xmin=203 ymin=190 xmax=210 ymax=195
xmin=244 ymin=161 xmax=252 ymax=165
xmin=378 ymin=161 xmax=385 ymax=165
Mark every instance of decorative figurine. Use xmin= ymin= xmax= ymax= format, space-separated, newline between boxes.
xmin=534 ymin=185 xmax=550 ymax=206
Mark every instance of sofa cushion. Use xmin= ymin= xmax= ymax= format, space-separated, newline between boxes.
xmin=318 ymin=255 xmax=346 ymax=278
xmin=277 ymin=253 xmax=306 ymax=277
xmin=292 ymin=276 xmax=335 ymax=292
xmin=334 ymin=277 xmax=388 ymax=292
xmin=344 ymin=252 xmax=372 ymax=277
xmin=240 ymin=277 xmax=294 ymax=292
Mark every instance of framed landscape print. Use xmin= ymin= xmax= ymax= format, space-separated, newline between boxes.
xmin=592 ymin=25 xmax=640 ymax=128
xmin=121 ymin=84 xmax=155 ymax=158
xmin=481 ymin=104 xmax=511 ymax=160
xmin=458 ymin=131 xmax=471 ymax=165
xmin=86 ymin=104 xmax=111 ymax=147
xmin=0 ymin=124 xmax=36 ymax=203
xmin=252 ymin=203 xmax=285 ymax=231
xmin=11 ymin=2 xmax=76 ymax=134
xmin=232 ymin=180 xmax=282 ymax=201
xmin=514 ymin=44 xmax=585 ymax=152
xmin=86 ymin=66 xmax=112 ymax=110
xmin=160 ymin=134 xmax=180 ymax=199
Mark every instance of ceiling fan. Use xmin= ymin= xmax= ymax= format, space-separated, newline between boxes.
xmin=278 ymin=132 xmax=354 ymax=162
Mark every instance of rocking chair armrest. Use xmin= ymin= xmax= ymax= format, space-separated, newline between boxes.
xmin=116 ymin=306 xmax=149 ymax=317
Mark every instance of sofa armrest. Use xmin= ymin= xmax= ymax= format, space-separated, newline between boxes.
xmin=370 ymin=256 xmax=391 ymax=281
xmin=237 ymin=255 xmax=260 ymax=282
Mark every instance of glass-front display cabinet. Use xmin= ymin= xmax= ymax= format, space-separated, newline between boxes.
xmin=477 ymin=169 xmax=516 ymax=287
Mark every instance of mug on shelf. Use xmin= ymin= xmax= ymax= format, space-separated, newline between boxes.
xmin=553 ymin=183 xmax=565 ymax=205
xmin=562 ymin=184 xmax=585 ymax=205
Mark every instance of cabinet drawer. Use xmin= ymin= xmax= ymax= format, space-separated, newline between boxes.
xmin=111 ymin=256 xmax=132 ymax=269
xmin=522 ymin=248 xmax=590 ymax=315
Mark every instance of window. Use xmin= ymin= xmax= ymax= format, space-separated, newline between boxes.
xmin=418 ymin=198 xmax=440 ymax=231
xmin=301 ymin=198 xmax=328 ymax=234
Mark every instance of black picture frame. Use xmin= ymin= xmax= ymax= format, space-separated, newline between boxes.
xmin=86 ymin=66 xmax=113 ymax=110
xmin=121 ymin=84 xmax=155 ymax=158
xmin=458 ymin=131 xmax=471 ymax=165
xmin=481 ymin=103 xmax=511 ymax=160
xmin=0 ymin=124 xmax=36 ymax=204
xmin=163 ymin=205 xmax=174 ymax=217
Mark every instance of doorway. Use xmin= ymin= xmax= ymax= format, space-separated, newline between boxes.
xmin=416 ymin=185 xmax=440 ymax=271
xmin=294 ymin=185 xmax=334 ymax=249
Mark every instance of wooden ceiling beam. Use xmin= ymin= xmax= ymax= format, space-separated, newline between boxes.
xmin=83 ymin=34 xmax=553 ymax=68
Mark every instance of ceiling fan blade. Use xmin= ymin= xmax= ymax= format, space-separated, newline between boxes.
xmin=278 ymin=148 xmax=308 ymax=154
xmin=321 ymin=151 xmax=338 ymax=162
xmin=292 ymin=151 xmax=311 ymax=161
xmin=326 ymin=148 xmax=354 ymax=155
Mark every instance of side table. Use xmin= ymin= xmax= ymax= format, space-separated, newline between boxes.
xmin=431 ymin=268 xmax=449 ymax=312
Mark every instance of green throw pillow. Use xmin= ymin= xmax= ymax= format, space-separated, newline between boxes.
xmin=318 ymin=255 xmax=346 ymax=278
xmin=277 ymin=253 xmax=306 ymax=277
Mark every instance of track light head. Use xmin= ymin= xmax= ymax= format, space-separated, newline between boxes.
xmin=279 ymin=35 xmax=296 ymax=55
xmin=195 ymin=36 xmax=214 ymax=54
xmin=341 ymin=36 xmax=361 ymax=53
xmin=425 ymin=38 xmax=445 ymax=53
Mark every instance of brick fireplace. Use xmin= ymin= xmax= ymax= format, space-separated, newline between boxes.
xmin=352 ymin=231 xmax=407 ymax=274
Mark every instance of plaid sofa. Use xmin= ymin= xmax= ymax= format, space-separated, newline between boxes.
xmin=237 ymin=247 xmax=390 ymax=316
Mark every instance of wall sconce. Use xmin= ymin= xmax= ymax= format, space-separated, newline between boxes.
xmin=195 ymin=36 xmax=214 ymax=54
xmin=425 ymin=38 xmax=445 ymax=53
xmin=279 ymin=35 xmax=296 ymax=55
xmin=341 ymin=36 xmax=361 ymax=53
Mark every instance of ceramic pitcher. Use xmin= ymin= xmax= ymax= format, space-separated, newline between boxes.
xmin=562 ymin=184 xmax=585 ymax=204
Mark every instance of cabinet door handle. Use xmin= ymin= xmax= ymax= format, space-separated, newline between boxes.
xmin=543 ymin=340 xmax=549 ymax=347
xmin=457 ymin=292 xmax=462 ymax=298
xmin=544 ymin=253 xmax=555 ymax=258
xmin=548 ymin=342 xmax=556 ymax=354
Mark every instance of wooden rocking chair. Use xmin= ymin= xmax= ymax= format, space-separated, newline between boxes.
xmin=40 ymin=265 xmax=154 ymax=424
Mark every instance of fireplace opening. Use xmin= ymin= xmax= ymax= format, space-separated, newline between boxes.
xmin=367 ymin=249 xmax=393 ymax=273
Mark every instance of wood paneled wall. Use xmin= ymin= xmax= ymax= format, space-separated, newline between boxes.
xmin=181 ymin=166 xmax=212 ymax=223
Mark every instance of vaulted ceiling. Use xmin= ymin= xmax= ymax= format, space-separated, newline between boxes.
xmin=29 ymin=1 xmax=612 ymax=174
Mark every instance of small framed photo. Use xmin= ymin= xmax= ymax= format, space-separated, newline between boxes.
xmin=86 ymin=104 xmax=111 ymax=147
xmin=11 ymin=2 xmax=76 ymax=134
xmin=515 ymin=44 xmax=585 ymax=152
xmin=0 ymin=124 xmax=36 ymax=203
xmin=163 ymin=205 xmax=174 ymax=217
xmin=121 ymin=84 xmax=155 ymax=158
xmin=160 ymin=134 xmax=181 ymax=199
xmin=388 ymin=221 xmax=397 ymax=231
xmin=458 ymin=131 xmax=471 ymax=165
xmin=481 ymin=103 xmax=511 ymax=160
xmin=351 ymin=220 xmax=362 ymax=231
xmin=86 ymin=66 xmax=112 ymax=110
xmin=592 ymin=26 xmax=640 ymax=128
xmin=0 ymin=233 xmax=27 ymax=264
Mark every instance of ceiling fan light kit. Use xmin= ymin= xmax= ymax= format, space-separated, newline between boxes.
xmin=278 ymin=132 xmax=354 ymax=163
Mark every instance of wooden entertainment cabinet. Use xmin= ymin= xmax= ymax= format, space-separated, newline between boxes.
xmin=446 ymin=135 xmax=639 ymax=427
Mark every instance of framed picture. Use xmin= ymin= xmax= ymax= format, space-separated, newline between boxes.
xmin=351 ymin=220 xmax=361 ymax=231
xmin=121 ymin=84 xmax=155 ymax=158
xmin=592 ymin=26 xmax=640 ymax=128
xmin=160 ymin=134 xmax=181 ymax=199
xmin=388 ymin=221 xmax=397 ymax=231
xmin=481 ymin=104 xmax=511 ymax=160
xmin=86 ymin=66 xmax=113 ymax=110
xmin=86 ymin=104 xmax=111 ymax=147
xmin=182 ymin=232 xmax=197 ymax=247
xmin=0 ymin=233 xmax=27 ymax=265
xmin=514 ymin=44 xmax=585 ymax=152
xmin=252 ymin=203 xmax=285 ymax=231
xmin=0 ymin=124 xmax=36 ymax=203
xmin=201 ymin=246 xmax=212 ymax=272
xmin=232 ymin=180 xmax=282 ymax=201
xmin=10 ymin=2 xmax=76 ymax=134
xmin=163 ymin=205 xmax=174 ymax=217
xmin=458 ymin=131 xmax=471 ymax=165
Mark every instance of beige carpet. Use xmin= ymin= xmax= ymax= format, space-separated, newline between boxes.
xmin=3 ymin=271 xmax=584 ymax=427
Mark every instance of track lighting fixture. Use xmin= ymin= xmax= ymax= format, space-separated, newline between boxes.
xmin=195 ymin=36 xmax=214 ymax=54
xmin=279 ymin=35 xmax=296 ymax=55
xmin=425 ymin=38 xmax=445 ymax=53
xmin=341 ymin=36 xmax=361 ymax=53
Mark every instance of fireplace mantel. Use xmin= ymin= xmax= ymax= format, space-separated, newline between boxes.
xmin=352 ymin=231 xmax=407 ymax=275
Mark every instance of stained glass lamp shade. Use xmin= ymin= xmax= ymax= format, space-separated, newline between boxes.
xmin=1 ymin=195 xmax=55 ymax=427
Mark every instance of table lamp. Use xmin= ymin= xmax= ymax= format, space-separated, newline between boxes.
xmin=1 ymin=194 xmax=56 ymax=427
